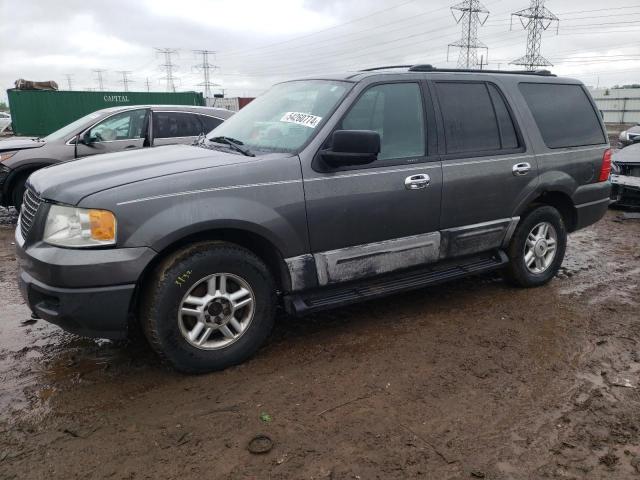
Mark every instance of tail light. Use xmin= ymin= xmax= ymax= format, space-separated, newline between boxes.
xmin=598 ymin=149 xmax=612 ymax=182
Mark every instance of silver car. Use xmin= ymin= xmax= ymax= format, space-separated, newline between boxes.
xmin=0 ymin=112 xmax=11 ymax=134
xmin=0 ymin=105 xmax=233 ymax=208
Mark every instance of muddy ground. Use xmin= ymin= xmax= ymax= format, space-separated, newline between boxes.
xmin=0 ymin=207 xmax=639 ymax=480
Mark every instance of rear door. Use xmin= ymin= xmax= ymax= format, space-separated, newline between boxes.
xmin=152 ymin=111 xmax=208 ymax=146
xmin=303 ymin=81 xmax=442 ymax=286
xmin=434 ymin=80 xmax=536 ymax=258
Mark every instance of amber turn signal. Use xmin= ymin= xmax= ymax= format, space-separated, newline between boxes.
xmin=89 ymin=209 xmax=116 ymax=241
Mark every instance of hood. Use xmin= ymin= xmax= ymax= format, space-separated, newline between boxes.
xmin=28 ymin=144 xmax=261 ymax=205
xmin=613 ymin=144 xmax=640 ymax=164
xmin=0 ymin=137 xmax=45 ymax=152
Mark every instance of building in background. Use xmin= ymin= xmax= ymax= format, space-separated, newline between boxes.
xmin=590 ymin=87 xmax=640 ymax=126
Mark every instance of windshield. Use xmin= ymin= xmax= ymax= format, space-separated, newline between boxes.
xmin=44 ymin=111 xmax=103 ymax=141
xmin=206 ymin=80 xmax=351 ymax=153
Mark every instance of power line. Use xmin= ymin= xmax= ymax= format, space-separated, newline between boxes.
xmin=193 ymin=50 xmax=220 ymax=99
xmin=510 ymin=0 xmax=559 ymax=70
xmin=92 ymin=69 xmax=106 ymax=91
xmin=448 ymin=0 xmax=490 ymax=68
xmin=116 ymin=70 xmax=134 ymax=92
xmin=63 ymin=74 xmax=73 ymax=91
xmin=215 ymin=0 xmax=424 ymax=58
xmin=156 ymin=48 xmax=179 ymax=92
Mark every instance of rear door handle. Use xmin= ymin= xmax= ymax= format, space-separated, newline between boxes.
xmin=512 ymin=162 xmax=532 ymax=176
xmin=405 ymin=174 xmax=431 ymax=190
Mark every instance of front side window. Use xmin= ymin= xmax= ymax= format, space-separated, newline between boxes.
xmin=339 ymin=82 xmax=425 ymax=161
xmin=89 ymin=109 xmax=147 ymax=142
xmin=206 ymin=80 xmax=351 ymax=153
xmin=519 ymin=83 xmax=606 ymax=149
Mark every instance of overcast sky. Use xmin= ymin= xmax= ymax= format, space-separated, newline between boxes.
xmin=1 ymin=0 xmax=639 ymax=103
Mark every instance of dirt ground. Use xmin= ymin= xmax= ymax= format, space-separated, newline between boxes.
xmin=1 ymin=207 xmax=639 ymax=480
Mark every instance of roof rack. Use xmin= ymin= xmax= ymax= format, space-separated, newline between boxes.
xmin=359 ymin=65 xmax=416 ymax=72
xmin=359 ymin=64 xmax=555 ymax=76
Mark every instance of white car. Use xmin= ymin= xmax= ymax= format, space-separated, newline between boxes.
xmin=0 ymin=112 xmax=11 ymax=133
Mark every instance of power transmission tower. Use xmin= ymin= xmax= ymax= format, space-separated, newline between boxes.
xmin=447 ymin=0 xmax=490 ymax=69
xmin=510 ymin=0 xmax=559 ymax=70
xmin=156 ymin=48 xmax=179 ymax=92
xmin=92 ymin=69 xmax=106 ymax=91
xmin=116 ymin=71 xmax=134 ymax=92
xmin=193 ymin=49 xmax=220 ymax=101
xmin=63 ymin=74 xmax=74 ymax=90
xmin=145 ymin=77 xmax=152 ymax=92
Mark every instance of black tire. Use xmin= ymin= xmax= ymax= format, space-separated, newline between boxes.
xmin=11 ymin=176 xmax=27 ymax=210
xmin=140 ymin=242 xmax=276 ymax=373
xmin=504 ymin=205 xmax=567 ymax=288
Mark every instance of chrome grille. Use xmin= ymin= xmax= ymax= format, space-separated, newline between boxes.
xmin=20 ymin=188 xmax=42 ymax=240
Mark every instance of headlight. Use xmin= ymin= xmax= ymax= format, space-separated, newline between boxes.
xmin=44 ymin=205 xmax=117 ymax=247
xmin=619 ymin=131 xmax=629 ymax=142
xmin=0 ymin=151 xmax=17 ymax=162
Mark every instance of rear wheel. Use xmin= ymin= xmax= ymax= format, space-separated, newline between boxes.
xmin=504 ymin=206 xmax=567 ymax=288
xmin=141 ymin=242 xmax=276 ymax=373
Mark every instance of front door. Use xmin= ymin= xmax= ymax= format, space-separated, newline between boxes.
xmin=303 ymin=81 xmax=442 ymax=286
xmin=76 ymin=109 xmax=149 ymax=158
xmin=433 ymin=80 xmax=538 ymax=258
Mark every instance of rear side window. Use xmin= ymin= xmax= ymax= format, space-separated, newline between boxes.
xmin=154 ymin=112 xmax=205 ymax=139
xmin=519 ymin=83 xmax=605 ymax=148
xmin=199 ymin=115 xmax=223 ymax=133
xmin=436 ymin=82 xmax=519 ymax=155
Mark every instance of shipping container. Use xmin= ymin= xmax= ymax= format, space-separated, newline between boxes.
xmin=206 ymin=96 xmax=255 ymax=111
xmin=7 ymin=89 xmax=205 ymax=136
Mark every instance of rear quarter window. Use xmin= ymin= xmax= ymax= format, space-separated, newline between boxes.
xmin=519 ymin=83 xmax=606 ymax=149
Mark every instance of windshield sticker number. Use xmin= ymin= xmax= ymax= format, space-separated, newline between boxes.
xmin=280 ymin=112 xmax=322 ymax=129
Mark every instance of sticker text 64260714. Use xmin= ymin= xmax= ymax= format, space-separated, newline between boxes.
xmin=280 ymin=112 xmax=323 ymax=128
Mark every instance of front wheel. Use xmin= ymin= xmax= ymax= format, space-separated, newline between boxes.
xmin=11 ymin=177 xmax=27 ymax=211
xmin=504 ymin=206 xmax=567 ymax=288
xmin=141 ymin=242 xmax=276 ymax=373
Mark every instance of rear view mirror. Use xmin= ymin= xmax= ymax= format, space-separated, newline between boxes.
xmin=320 ymin=130 xmax=380 ymax=168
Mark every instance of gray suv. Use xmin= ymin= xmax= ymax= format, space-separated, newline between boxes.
xmin=16 ymin=66 xmax=611 ymax=373
xmin=0 ymin=105 xmax=233 ymax=209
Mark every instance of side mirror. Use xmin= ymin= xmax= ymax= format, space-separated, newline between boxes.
xmin=79 ymin=131 xmax=96 ymax=146
xmin=320 ymin=130 xmax=380 ymax=167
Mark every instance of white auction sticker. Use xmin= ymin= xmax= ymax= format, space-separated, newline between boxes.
xmin=280 ymin=112 xmax=322 ymax=128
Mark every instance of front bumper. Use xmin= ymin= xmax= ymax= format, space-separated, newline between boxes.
xmin=19 ymin=270 xmax=135 ymax=339
xmin=610 ymin=173 xmax=640 ymax=208
xmin=16 ymin=232 xmax=156 ymax=339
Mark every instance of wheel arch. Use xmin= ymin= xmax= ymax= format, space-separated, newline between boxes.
xmin=517 ymin=190 xmax=577 ymax=233
xmin=137 ymin=227 xmax=292 ymax=297
xmin=2 ymin=162 xmax=50 ymax=204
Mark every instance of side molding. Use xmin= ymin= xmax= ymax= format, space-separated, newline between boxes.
xmin=313 ymin=232 xmax=441 ymax=286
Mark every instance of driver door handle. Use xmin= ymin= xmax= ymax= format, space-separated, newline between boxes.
xmin=405 ymin=174 xmax=431 ymax=190
xmin=512 ymin=162 xmax=532 ymax=176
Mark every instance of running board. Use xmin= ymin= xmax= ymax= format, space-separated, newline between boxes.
xmin=284 ymin=251 xmax=508 ymax=316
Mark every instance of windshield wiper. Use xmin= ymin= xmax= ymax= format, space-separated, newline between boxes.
xmin=209 ymin=136 xmax=255 ymax=157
